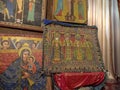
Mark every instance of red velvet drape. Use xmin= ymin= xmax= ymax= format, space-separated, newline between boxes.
xmin=54 ymin=72 xmax=105 ymax=90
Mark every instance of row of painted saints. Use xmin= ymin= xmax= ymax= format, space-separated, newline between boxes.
xmin=51 ymin=32 xmax=94 ymax=63
xmin=0 ymin=37 xmax=42 ymax=50
xmin=0 ymin=0 xmax=41 ymax=25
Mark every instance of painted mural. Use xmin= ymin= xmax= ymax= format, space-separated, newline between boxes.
xmin=0 ymin=35 xmax=46 ymax=90
xmin=0 ymin=0 xmax=42 ymax=26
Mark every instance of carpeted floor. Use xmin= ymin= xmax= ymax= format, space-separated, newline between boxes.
xmin=102 ymin=81 xmax=120 ymax=90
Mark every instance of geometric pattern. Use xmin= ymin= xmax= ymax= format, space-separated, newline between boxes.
xmin=43 ymin=24 xmax=105 ymax=73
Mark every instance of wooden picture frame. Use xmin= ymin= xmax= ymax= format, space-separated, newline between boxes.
xmin=0 ymin=27 xmax=46 ymax=90
xmin=46 ymin=0 xmax=88 ymax=24
xmin=0 ymin=0 xmax=46 ymax=31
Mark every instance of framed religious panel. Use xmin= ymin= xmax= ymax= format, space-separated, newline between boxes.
xmin=0 ymin=0 xmax=46 ymax=31
xmin=0 ymin=27 xmax=46 ymax=90
xmin=43 ymin=24 xmax=105 ymax=73
xmin=46 ymin=0 xmax=88 ymax=24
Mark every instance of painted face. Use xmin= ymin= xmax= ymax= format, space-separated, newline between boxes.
xmin=28 ymin=57 xmax=34 ymax=63
xmin=16 ymin=42 xmax=22 ymax=49
xmin=10 ymin=0 xmax=14 ymax=2
xmin=22 ymin=51 xmax=29 ymax=63
xmin=2 ymin=41 xmax=10 ymax=49
xmin=32 ymin=43 xmax=36 ymax=49
xmin=66 ymin=37 xmax=69 ymax=40
xmin=55 ymin=37 xmax=59 ymax=40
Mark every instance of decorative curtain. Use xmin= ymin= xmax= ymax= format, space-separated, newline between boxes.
xmin=88 ymin=0 xmax=120 ymax=80
xmin=118 ymin=0 xmax=120 ymax=15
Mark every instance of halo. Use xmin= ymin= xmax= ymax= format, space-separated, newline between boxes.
xmin=75 ymin=33 xmax=80 ymax=39
xmin=2 ymin=37 xmax=8 ymax=41
xmin=65 ymin=33 xmax=70 ymax=38
xmin=54 ymin=32 xmax=60 ymax=38
xmin=18 ymin=45 xmax=32 ymax=57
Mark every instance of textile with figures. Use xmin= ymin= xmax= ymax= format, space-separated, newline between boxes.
xmin=43 ymin=24 xmax=105 ymax=73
